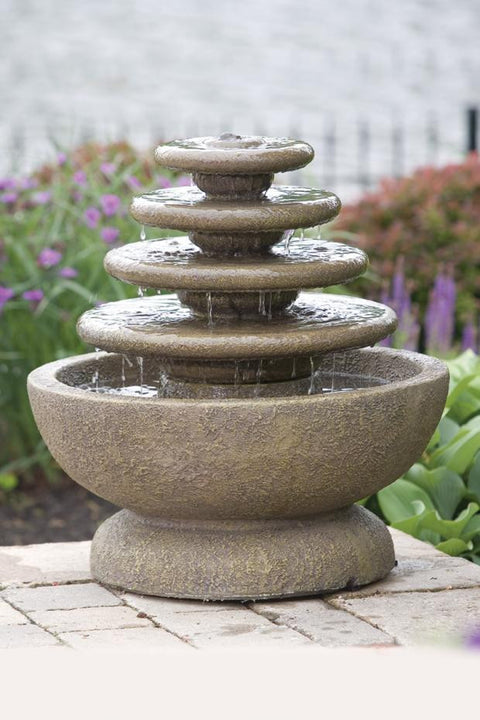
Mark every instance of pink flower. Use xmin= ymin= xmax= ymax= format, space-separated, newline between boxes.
xmin=20 ymin=177 xmax=38 ymax=190
xmin=176 ymin=175 xmax=191 ymax=186
xmin=57 ymin=152 xmax=67 ymax=166
xmin=84 ymin=207 xmax=101 ymax=228
xmin=1 ymin=192 xmax=18 ymax=204
xmin=37 ymin=248 xmax=62 ymax=268
xmin=0 ymin=178 xmax=16 ymax=190
xmin=100 ymin=226 xmax=119 ymax=244
xmin=127 ymin=175 xmax=141 ymax=189
xmin=22 ymin=289 xmax=44 ymax=303
xmin=73 ymin=171 xmax=87 ymax=186
xmin=100 ymin=194 xmax=121 ymax=216
xmin=58 ymin=266 xmax=78 ymax=278
xmin=100 ymin=162 xmax=116 ymax=175
xmin=32 ymin=190 xmax=52 ymax=205
xmin=156 ymin=176 xmax=172 ymax=189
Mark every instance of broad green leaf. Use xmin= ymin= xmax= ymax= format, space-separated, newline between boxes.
xmin=437 ymin=416 xmax=460 ymax=445
xmin=467 ymin=452 xmax=480 ymax=502
xmin=429 ymin=429 xmax=480 ymax=474
xmin=377 ymin=479 xmax=434 ymax=524
xmin=404 ymin=464 xmax=465 ymax=519
xmin=461 ymin=514 xmax=480 ymax=542
xmin=436 ymin=538 xmax=473 ymax=556
xmin=419 ymin=502 xmax=480 ymax=540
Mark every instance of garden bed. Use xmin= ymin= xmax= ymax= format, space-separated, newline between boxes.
xmin=0 ymin=475 xmax=114 ymax=545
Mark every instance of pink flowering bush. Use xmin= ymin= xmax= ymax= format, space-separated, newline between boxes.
xmin=0 ymin=141 xmax=187 ymax=483
xmin=333 ymin=154 xmax=480 ymax=349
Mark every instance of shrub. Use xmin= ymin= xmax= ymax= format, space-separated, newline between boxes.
xmin=0 ymin=142 xmax=186 ymax=483
xmin=366 ymin=351 xmax=480 ymax=563
xmin=333 ymin=154 xmax=480 ymax=336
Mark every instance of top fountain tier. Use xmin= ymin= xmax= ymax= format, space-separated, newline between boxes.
xmin=130 ymin=134 xmax=341 ymax=250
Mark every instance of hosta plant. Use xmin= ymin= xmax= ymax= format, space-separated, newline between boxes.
xmin=368 ymin=350 xmax=480 ymax=563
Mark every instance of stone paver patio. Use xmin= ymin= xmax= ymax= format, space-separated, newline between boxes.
xmin=1 ymin=527 xmax=479 ymax=650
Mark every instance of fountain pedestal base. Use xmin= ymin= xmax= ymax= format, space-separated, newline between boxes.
xmin=90 ymin=505 xmax=395 ymax=601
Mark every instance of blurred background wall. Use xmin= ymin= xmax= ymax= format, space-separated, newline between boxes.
xmin=1 ymin=0 xmax=479 ymax=198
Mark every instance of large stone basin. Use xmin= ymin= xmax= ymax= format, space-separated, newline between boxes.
xmin=27 ymin=346 xmax=448 ymax=600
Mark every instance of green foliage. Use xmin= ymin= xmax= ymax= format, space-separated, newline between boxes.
xmin=371 ymin=351 xmax=480 ymax=563
xmin=333 ymin=155 xmax=480 ymax=320
xmin=0 ymin=142 xmax=185 ymax=483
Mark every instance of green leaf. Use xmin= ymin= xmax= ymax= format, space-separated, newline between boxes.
xmin=429 ymin=428 xmax=480 ymax=474
xmin=377 ymin=479 xmax=434 ymax=524
xmin=404 ymin=464 xmax=465 ymax=519
xmin=419 ymin=502 xmax=480 ymax=540
xmin=461 ymin=514 xmax=480 ymax=542
xmin=0 ymin=473 xmax=18 ymax=492
xmin=436 ymin=538 xmax=473 ymax=556
xmin=437 ymin=416 xmax=461 ymax=445
xmin=467 ymin=452 xmax=480 ymax=501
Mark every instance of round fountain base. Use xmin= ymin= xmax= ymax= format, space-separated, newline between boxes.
xmin=90 ymin=505 xmax=395 ymax=601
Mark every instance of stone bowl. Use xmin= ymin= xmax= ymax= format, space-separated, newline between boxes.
xmin=28 ymin=347 xmax=448 ymax=520
xmin=27 ymin=347 xmax=448 ymax=600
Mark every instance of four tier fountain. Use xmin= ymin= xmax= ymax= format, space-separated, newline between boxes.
xmin=28 ymin=134 xmax=448 ymax=600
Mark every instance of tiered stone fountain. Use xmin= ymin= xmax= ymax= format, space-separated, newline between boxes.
xmin=28 ymin=134 xmax=449 ymax=600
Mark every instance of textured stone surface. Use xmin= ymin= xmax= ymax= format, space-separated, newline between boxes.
xmin=2 ymin=582 xmax=121 ymax=612
xmin=329 ymin=588 xmax=480 ymax=646
xmin=29 ymin=605 xmax=152 ymax=633
xmin=91 ymin=506 xmax=394 ymax=600
xmin=0 ymin=541 xmax=90 ymax=588
xmin=28 ymin=349 xmax=447 ymax=521
xmin=59 ymin=627 xmax=187 ymax=650
xmin=251 ymin=598 xmax=394 ymax=646
xmin=0 ymin=624 xmax=59 ymax=649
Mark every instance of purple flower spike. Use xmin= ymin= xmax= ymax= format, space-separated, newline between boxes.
xmin=58 ymin=266 xmax=78 ymax=279
xmin=0 ymin=286 xmax=15 ymax=310
xmin=100 ymin=194 xmax=121 ymax=216
xmin=22 ymin=289 xmax=44 ymax=302
xmin=100 ymin=226 xmax=119 ymax=244
xmin=84 ymin=207 xmax=101 ymax=228
xmin=32 ymin=190 xmax=52 ymax=205
xmin=73 ymin=171 xmax=87 ymax=186
xmin=37 ymin=248 xmax=62 ymax=268
xmin=1 ymin=191 xmax=18 ymax=204
xmin=461 ymin=320 xmax=477 ymax=352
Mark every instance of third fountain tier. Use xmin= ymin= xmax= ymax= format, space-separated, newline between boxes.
xmin=28 ymin=134 xmax=449 ymax=600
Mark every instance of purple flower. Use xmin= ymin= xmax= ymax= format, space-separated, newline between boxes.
xmin=461 ymin=320 xmax=477 ymax=352
xmin=57 ymin=152 xmax=67 ymax=166
xmin=22 ymin=289 xmax=44 ymax=302
xmin=20 ymin=177 xmax=38 ymax=190
xmin=176 ymin=175 xmax=191 ymax=187
xmin=100 ymin=162 xmax=116 ymax=175
xmin=156 ymin=176 xmax=172 ymax=189
xmin=1 ymin=192 xmax=18 ymax=204
xmin=31 ymin=190 xmax=52 ymax=205
xmin=37 ymin=248 xmax=62 ymax=268
xmin=425 ymin=269 xmax=456 ymax=354
xmin=465 ymin=628 xmax=480 ymax=650
xmin=72 ymin=190 xmax=83 ymax=202
xmin=84 ymin=206 xmax=101 ymax=228
xmin=0 ymin=177 xmax=16 ymax=191
xmin=58 ymin=266 xmax=78 ymax=278
xmin=100 ymin=194 xmax=121 ymax=216
xmin=73 ymin=170 xmax=87 ymax=186
xmin=100 ymin=226 xmax=120 ymax=244
xmin=126 ymin=175 xmax=141 ymax=189
xmin=0 ymin=286 xmax=14 ymax=311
